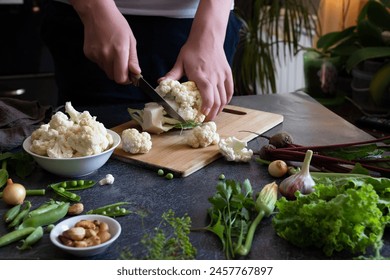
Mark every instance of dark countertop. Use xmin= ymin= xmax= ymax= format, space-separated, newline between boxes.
xmin=1 ymin=91 xmax=388 ymax=260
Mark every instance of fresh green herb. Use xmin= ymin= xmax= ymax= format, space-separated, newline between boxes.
xmin=173 ymin=121 xmax=201 ymax=130
xmin=120 ymin=209 xmax=196 ymax=260
xmin=200 ymin=178 xmax=276 ymax=259
xmin=272 ymin=174 xmax=390 ymax=259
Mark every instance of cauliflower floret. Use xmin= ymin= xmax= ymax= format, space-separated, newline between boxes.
xmin=218 ymin=136 xmax=253 ymax=162
xmin=99 ymin=174 xmax=115 ymax=185
xmin=156 ymin=79 xmax=205 ymax=123
xmin=29 ymin=102 xmax=113 ymax=158
xmin=46 ymin=134 xmax=73 ymax=158
xmin=186 ymin=122 xmax=220 ymax=148
xmin=48 ymin=111 xmax=74 ymax=134
xmin=121 ymin=128 xmax=152 ymax=154
xmin=30 ymin=124 xmax=59 ymax=155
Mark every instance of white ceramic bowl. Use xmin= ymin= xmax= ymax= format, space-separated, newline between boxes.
xmin=23 ymin=129 xmax=120 ymax=177
xmin=50 ymin=214 xmax=121 ymax=257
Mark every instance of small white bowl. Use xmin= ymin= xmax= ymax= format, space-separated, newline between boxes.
xmin=23 ymin=129 xmax=120 ymax=177
xmin=50 ymin=214 xmax=121 ymax=257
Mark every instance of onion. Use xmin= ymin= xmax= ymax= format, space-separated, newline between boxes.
xmin=268 ymin=160 xmax=288 ymax=177
xmin=2 ymin=178 xmax=26 ymax=205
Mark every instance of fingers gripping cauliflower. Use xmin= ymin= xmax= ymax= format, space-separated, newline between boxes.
xmin=121 ymin=128 xmax=152 ymax=154
xmin=186 ymin=122 xmax=220 ymax=148
xmin=30 ymin=102 xmax=113 ymax=158
xmin=128 ymin=79 xmax=206 ymax=135
xmin=156 ymin=79 xmax=205 ymax=123
xmin=218 ymin=136 xmax=254 ymax=162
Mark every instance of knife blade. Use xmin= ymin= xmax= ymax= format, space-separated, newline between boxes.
xmin=131 ymin=74 xmax=186 ymax=123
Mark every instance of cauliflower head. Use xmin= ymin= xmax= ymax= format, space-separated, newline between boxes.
xmin=121 ymin=128 xmax=152 ymax=154
xmin=156 ymin=79 xmax=205 ymax=123
xmin=186 ymin=122 xmax=220 ymax=148
xmin=218 ymin=136 xmax=253 ymax=162
xmin=30 ymin=102 xmax=113 ymax=158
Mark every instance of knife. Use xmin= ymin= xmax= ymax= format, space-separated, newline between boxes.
xmin=130 ymin=74 xmax=186 ymax=123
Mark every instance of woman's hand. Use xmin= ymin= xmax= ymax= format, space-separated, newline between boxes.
xmin=70 ymin=0 xmax=141 ymax=84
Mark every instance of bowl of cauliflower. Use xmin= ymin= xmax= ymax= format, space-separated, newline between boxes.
xmin=22 ymin=102 xmax=121 ymax=177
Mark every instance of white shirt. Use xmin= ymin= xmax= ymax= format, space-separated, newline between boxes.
xmin=55 ymin=0 xmax=234 ymax=19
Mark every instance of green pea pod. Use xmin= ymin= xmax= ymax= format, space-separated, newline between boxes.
xmin=18 ymin=202 xmax=69 ymax=229
xmin=17 ymin=226 xmax=44 ymax=250
xmin=0 ymin=227 xmax=35 ymax=248
xmin=27 ymin=200 xmax=61 ymax=218
xmin=49 ymin=185 xmax=81 ymax=202
xmin=8 ymin=201 xmax=32 ymax=229
xmin=3 ymin=204 xmax=22 ymax=223
xmin=0 ymin=169 xmax=8 ymax=189
xmin=86 ymin=202 xmax=132 ymax=217
xmin=48 ymin=179 xmax=96 ymax=191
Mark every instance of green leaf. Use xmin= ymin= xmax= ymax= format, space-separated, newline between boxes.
xmin=321 ymin=144 xmax=383 ymax=161
xmin=366 ymin=0 xmax=390 ymax=29
xmin=0 ymin=169 xmax=8 ymax=189
xmin=346 ymin=47 xmax=390 ymax=72
xmin=206 ymin=210 xmax=226 ymax=251
xmin=273 ymin=177 xmax=389 ymax=258
xmin=357 ymin=19 xmax=384 ymax=47
xmin=317 ymin=27 xmax=356 ymax=52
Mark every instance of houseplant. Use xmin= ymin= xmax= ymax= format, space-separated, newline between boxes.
xmin=304 ymin=0 xmax=390 ymax=111
xmin=233 ymin=0 xmax=317 ymax=95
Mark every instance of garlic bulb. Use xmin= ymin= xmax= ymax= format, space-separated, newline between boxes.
xmin=279 ymin=150 xmax=315 ymax=200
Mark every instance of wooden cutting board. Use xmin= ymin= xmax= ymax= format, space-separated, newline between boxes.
xmin=111 ymin=105 xmax=283 ymax=177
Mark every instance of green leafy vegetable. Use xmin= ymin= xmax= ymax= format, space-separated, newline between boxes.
xmin=202 ymin=178 xmax=276 ymax=259
xmin=272 ymin=174 xmax=390 ymax=259
xmin=0 ymin=151 xmax=35 ymax=185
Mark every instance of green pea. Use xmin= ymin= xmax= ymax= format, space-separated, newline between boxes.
xmin=219 ymin=174 xmax=226 ymax=180
xmin=165 ymin=173 xmax=174 ymax=180
xmin=58 ymin=187 xmax=65 ymax=192
xmin=70 ymin=180 xmax=78 ymax=187
xmin=157 ymin=169 xmax=164 ymax=176
xmin=77 ymin=180 xmax=85 ymax=186
xmin=60 ymin=182 xmax=67 ymax=188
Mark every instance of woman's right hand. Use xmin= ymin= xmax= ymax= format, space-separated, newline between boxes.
xmin=70 ymin=0 xmax=141 ymax=84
